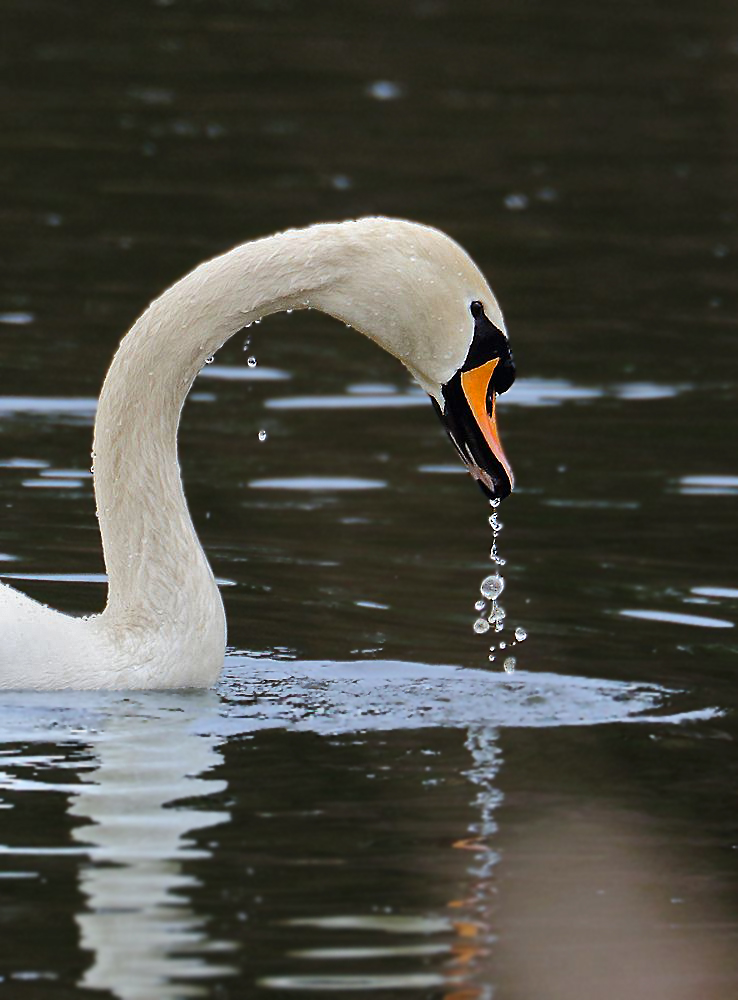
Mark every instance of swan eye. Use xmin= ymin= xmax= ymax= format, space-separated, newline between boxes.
xmin=464 ymin=301 xmax=515 ymax=396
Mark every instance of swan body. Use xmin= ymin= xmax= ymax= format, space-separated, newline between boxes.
xmin=0 ymin=217 xmax=514 ymax=689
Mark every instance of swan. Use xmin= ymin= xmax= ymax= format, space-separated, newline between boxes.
xmin=0 ymin=217 xmax=515 ymax=689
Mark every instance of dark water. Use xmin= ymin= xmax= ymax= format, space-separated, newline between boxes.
xmin=1 ymin=0 xmax=738 ymax=996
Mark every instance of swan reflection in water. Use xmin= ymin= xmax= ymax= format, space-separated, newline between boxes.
xmin=0 ymin=657 xmax=721 ymax=998
xmin=67 ymin=691 xmax=235 ymax=998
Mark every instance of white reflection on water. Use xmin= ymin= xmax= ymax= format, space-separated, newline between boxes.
xmin=71 ymin=699 xmax=235 ymax=999
xmin=0 ymin=312 xmax=35 ymax=325
xmin=0 ymin=397 xmax=97 ymax=417
xmin=0 ymin=692 xmax=235 ymax=1000
xmin=692 ymin=586 xmax=738 ymax=600
xmin=677 ymin=475 xmax=738 ymax=496
xmin=620 ymin=608 xmax=734 ymax=629
xmin=197 ymin=364 xmax=290 ymax=382
xmin=248 ymin=476 xmax=386 ymax=491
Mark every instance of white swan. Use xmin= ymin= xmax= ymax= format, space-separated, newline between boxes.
xmin=0 ymin=217 xmax=515 ymax=690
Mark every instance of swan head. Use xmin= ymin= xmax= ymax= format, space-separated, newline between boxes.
xmin=307 ymin=218 xmax=516 ymax=500
xmin=430 ymin=298 xmax=516 ymax=501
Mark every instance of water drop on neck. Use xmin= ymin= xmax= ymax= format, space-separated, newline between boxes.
xmin=204 ymin=355 xmax=214 ymax=364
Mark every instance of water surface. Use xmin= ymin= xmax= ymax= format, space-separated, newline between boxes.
xmin=1 ymin=0 xmax=737 ymax=996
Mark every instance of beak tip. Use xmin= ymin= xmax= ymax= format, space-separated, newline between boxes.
xmin=469 ymin=462 xmax=514 ymax=502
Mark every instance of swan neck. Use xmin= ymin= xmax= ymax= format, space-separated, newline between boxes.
xmin=90 ymin=225 xmax=354 ymax=630
xmin=91 ymin=218 xmax=481 ymax=634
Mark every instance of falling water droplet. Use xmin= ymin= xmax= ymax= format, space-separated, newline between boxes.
xmin=480 ymin=574 xmax=505 ymax=600
xmin=473 ymin=618 xmax=490 ymax=634
xmin=258 ymin=429 xmax=267 ymax=442
xmin=247 ymin=356 xmax=257 ymax=368
xmin=473 ymin=496 xmax=527 ymax=667
xmin=474 ymin=598 xmax=487 ymax=612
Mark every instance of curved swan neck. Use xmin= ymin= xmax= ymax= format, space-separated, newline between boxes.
xmin=92 ymin=224 xmax=347 ymax=630
xmin=92 ymin=218 xmax=494 ymax=631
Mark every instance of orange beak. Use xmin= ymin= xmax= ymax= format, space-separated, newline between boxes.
xmin=432 ymin=355 xmax=515 ymax=501
xmin=460 ymin=358 xmax=514 ymax=495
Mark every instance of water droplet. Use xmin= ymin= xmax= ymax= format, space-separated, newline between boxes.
xmin=488 ymin=605 xmax=506 ymax=624
xmin=474 ymin=599 xmax=487 ymax=612
xmin=499 ymin=641 xmax=506 ymax=649
xmin=286 ymin=308 xmax=293 ymax=314
xmin=247 ymin=356 xmax=257 ymax=368
xmin=480 ymin=574 xmax=505 ymax=600
xmin=503 ymin=656 xmax=516 ymax=673
xmin=473 ymin=618 xmax=490 ymax=634
xmin=515 ymin=627 xmax=527 ymax=642
xmin=204 ymin=355 xmax=214 ymax=364
xmin=258 ymin=429 xmax=267 ymax=442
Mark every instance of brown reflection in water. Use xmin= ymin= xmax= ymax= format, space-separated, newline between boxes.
xmin=494 ymin=807 xmax=734 ymax=1000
